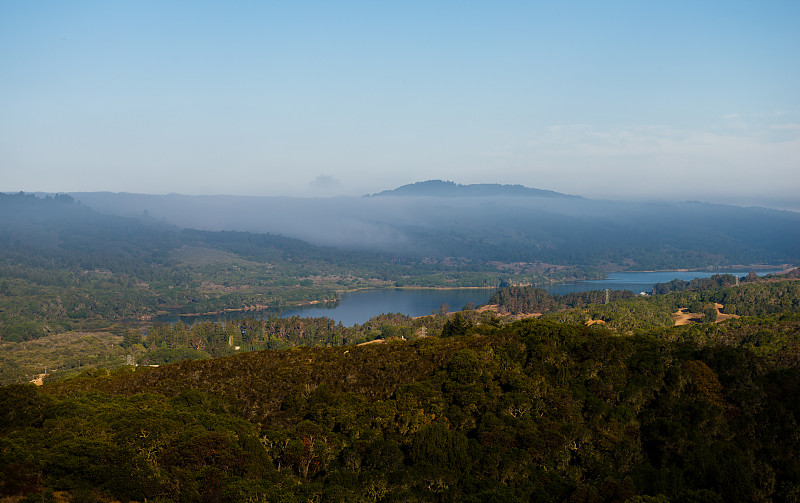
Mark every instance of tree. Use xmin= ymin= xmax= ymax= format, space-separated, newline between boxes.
xmin=122 ymin=329 xmax=140 ymax=349
xmin=702 ymin=305 xmax=718 ymax=323
xmin=441 ymin=313 xmax=470 ymax=338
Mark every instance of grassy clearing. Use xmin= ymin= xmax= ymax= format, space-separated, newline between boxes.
xmin=0 ymin=331 xmax=125 ymax=384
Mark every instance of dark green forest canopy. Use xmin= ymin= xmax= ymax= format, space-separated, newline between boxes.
xmin=3 ymin=318 xmax=800 ymax=502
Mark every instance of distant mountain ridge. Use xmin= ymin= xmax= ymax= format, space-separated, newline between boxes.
xmin=367 ymin=180 xmax=578 ymax=198
xmin=60 ymin=189 xmax=800 ymax=269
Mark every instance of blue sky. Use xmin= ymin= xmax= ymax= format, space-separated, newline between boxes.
xmin=2 ymin=1 xmax=798 ymax=205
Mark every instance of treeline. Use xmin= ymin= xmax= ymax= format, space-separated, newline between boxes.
xmin=650 ymin=278 xmax=800 ymax=319
xmin=649 ymin=269 xmax=800 ymax=295
xmin=123 ymin=309 xmax=503 ymax=368
xmin=129 ymin=315 xmax=414 ymax=364
xmin=489 ymin=276 xmax=800 ymax=332
xmin=489 ymin=286 xmax=636 ymax=314
xmin=713 ymin=280 xmax=800 ymax=316
xmin=3 ymin=318 xmax=800 ymax=501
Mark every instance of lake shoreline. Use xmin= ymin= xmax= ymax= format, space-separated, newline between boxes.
xmin=604 ymin=264 xmax=791 ymax=274
xmin=156 ymin=268 xmax=792 ymax=325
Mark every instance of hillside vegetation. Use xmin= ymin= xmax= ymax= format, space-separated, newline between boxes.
xmin=2 ymin=279 xmax=800 ymax=501
xmin=1 ymin=319 xmax=798 ymax=502
xmin=0 ymin=192 xmax=589 ymax=339
xmin=3 ymin=190 xmax=800 ymax=502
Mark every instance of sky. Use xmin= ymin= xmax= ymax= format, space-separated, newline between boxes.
xmin=2 ymin=1 xmax=799 ymax=206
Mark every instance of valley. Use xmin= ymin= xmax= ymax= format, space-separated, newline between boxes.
xmin=1 ymin=187 xmax=800 ymax=501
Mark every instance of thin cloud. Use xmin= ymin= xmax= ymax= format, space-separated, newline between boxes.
xmin=518 ymin=121 xmax=800 ymax=201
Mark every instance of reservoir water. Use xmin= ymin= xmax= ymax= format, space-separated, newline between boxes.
xmin=160 ymin=269 xmax=784 ymax=326
xmin=280 ymin=269 xmax=784 ymax=325
xmin=280 ymin=288 xmax=496 ymax=326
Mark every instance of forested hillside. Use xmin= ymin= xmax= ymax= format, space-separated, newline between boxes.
xmin=3 ymin=311 xmax=800 ymax=502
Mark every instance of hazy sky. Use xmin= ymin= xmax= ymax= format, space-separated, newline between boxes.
xmin=2 ymin=1 xmax=798 ymax=204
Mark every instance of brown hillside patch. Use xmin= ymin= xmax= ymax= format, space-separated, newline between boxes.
xmin=357 ymin=339 xmax=385 ymax=346
xmin=672 ymin=308 xmax=703 ymax=326
xmin=476 ymin=305 xmax=542 ymax=321
xmin=672 ymin=304 xmax=740 ymax=326
xmin=30 ymin=373 xmax=47 ymax=386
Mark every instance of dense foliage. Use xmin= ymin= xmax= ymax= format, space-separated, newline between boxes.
xmin=490 ymin=276 xmax=800 ymax=332
xmin=3 ymin=315 xmax=800 ymax=502
xmin=489 ymin=287 xmax=636 ymax=314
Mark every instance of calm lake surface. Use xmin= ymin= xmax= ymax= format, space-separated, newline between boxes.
xmin=544 ymin=269 xmax=781 ymax=296
xmin=160 ymin=269 xmax=783 ymax=326
xmin=279 ymin=269 xmax=783 ymax=325
xmin=281 ymin=288 xmax=496 ymax=326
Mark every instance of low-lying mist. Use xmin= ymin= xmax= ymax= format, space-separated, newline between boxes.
xmin=66 ymin=190 xmax=800 ymax=269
